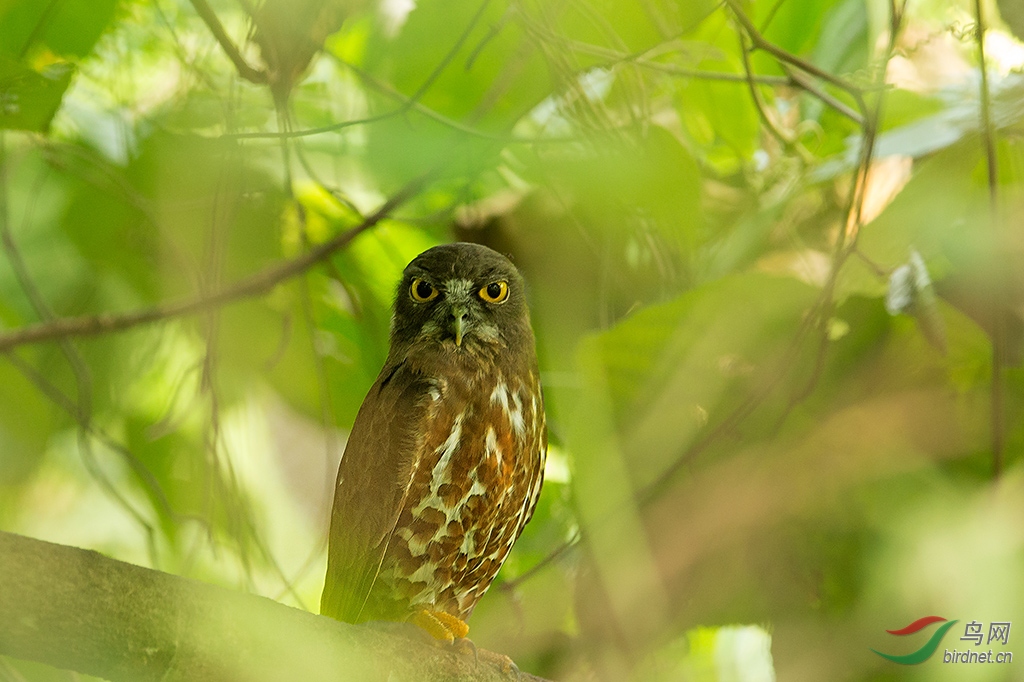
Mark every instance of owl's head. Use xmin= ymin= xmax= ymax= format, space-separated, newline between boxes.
xmin=389 ymin=243 xmax=534 ymax=360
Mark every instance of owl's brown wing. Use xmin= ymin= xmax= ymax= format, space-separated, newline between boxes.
xmin=320 ymin=360 xmax=428 ymax=622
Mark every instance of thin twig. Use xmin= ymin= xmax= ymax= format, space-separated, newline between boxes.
xmin=640 ymin=0 xmax=900 ymax=502
xmin=0 ymin=147 xmax=161 ymax=565
xmin=973 ymin=0 xmax=1004 ymax=477
xmin=559 ymin=36 xmax=791 ymax=86
xmin=499 ymin=532 xmax=580 ymax=593
xmin=724 ymin=0 xmax=863 ymax=103
xmin=725 ymin=0 xmax=868 ymax=126
xmin=777 ymin=2 xmax=904 ymax=418
xmin=2 ymin=350 xmax=206 ymax=532
xmin=758 ymin=0 xmax=788 ymax=33
xmin=520 ymin=14 xmax=792 ymax=86
xmin=0 ymin=175 xmax=427 ymax=353
xmin=224 ymin=0 xmax=513 ymax=142
xmin=187 ymin=0 xmax=267 ymax=84
xmin=632 ymin=60 xmax=789 ymax=86
xmin=333 ymin=56 xmax=582 ymax=144
xmin=783 ymin=64 xmax=866 ymax=126
xmin=271 ymin=98 xmax=335 ymax=608
xmin=737 ymin=31 xmax=795 ymax=148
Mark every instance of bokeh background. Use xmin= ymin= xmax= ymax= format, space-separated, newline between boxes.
xmin=1 ymin=0 xmax=1023 ymax=680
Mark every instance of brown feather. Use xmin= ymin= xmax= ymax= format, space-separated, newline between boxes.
xmin=320 ymin=360 xmax=427 ymax=621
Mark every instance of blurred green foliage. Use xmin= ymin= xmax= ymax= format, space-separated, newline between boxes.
xmin=1 ymin=0 xmax=1023 ymax=680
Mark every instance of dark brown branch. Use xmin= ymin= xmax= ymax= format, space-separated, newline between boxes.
xmin=737 ymin=32 xmax=795 ymax=148
xmin=0 ymin=176 xmax=426 ymax=353
xmin=782 ymin=64 xmax=865 ymax=126
xmin=188 ymin=0 xmax=268 ymax=85
xmin=0 ymin=531 xmax=546 ymax=682
xmin=724 ymin=0 xmax=867 ymax=122
xmin=724 ymin=0 xmax=861 ymax=96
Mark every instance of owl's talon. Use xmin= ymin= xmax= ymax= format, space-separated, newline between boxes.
xmin=452 ymin=635 xmax=479 ymax=664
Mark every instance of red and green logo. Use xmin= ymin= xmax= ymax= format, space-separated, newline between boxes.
xmin=872 ymin=616 xmax=958 ymax=665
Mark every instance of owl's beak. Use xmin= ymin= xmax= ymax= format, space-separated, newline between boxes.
xmin=451 ymin=307 xmax=469 ymax=347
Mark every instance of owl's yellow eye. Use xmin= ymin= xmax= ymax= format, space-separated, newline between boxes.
xmin=478 ymin=281 xmax=509 ymax=304
xmin=410 ymin=278 xmax=438 ymax=302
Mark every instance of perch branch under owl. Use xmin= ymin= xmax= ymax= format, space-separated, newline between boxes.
xmin=0 ymin=531 xmax=551 ymax=682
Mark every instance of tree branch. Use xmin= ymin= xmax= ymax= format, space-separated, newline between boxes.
xmin=0 ymin=177 xmax=425 ymax=353
xmin=187 ymin=0 xmax=268 ymax=85
xmin=0 ymin=531 xmax=546 ymax=682
xmin=723 ymin=0 xmax=867 ymax=124
xmin=723 ymin=0 xmax=862 ymax=99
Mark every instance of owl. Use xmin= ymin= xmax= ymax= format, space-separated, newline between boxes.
xmin=320 ymin=242 xmax=547 ymax=642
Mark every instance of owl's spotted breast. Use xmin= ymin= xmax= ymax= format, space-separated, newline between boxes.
xmin=367 ymin=367 xmax=545 ymax=621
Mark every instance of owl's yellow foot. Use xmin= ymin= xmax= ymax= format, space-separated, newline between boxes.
xmin=409 ymin=608 xmax=470 ymax=643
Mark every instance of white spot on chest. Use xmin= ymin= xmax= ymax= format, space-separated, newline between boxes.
xmin=490 ymin=379 xmax=526 ymax=435
xmin=430 ymin=413 xmax=463 ymax=494
xmin=484 ymin=426 xmax=502 ymax=468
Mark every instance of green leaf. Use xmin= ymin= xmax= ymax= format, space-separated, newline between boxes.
xmin=816 ymin=73 xmax=1024 ymax=179
xmin=0 ymin=354 xmax=60 ymax=490
xmin=586 ymin=272 xmax=818 ymax=487
xmin=0 ymin=0 xmax=119 ymax=59
xmin=553 ymin=0 xmax=672 ymax=54
xmin=677 ymin=70 xmax=760 ymax=172
xmin=756 ymin=0 xmax=843 ymax=58
xmin=841 ymin=141 xmax=989 ymax=303
xmin=675 ymin=14 xmax=760 ymax=171
xmin=362 ymin=0 xmax=549 ymax=128
xmin=321 ymin=222 xmax=439 ymax=426
xmin=0 ymin=56 xmax=72 ymax=131
xmin=810 ymin=0 xmax=869 ymax=77
xmin=59 ymin=175 xmax=156 ymax=298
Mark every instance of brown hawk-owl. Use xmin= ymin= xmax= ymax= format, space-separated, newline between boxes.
xmin=320 ymin=242 xmax=547 ymax=641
